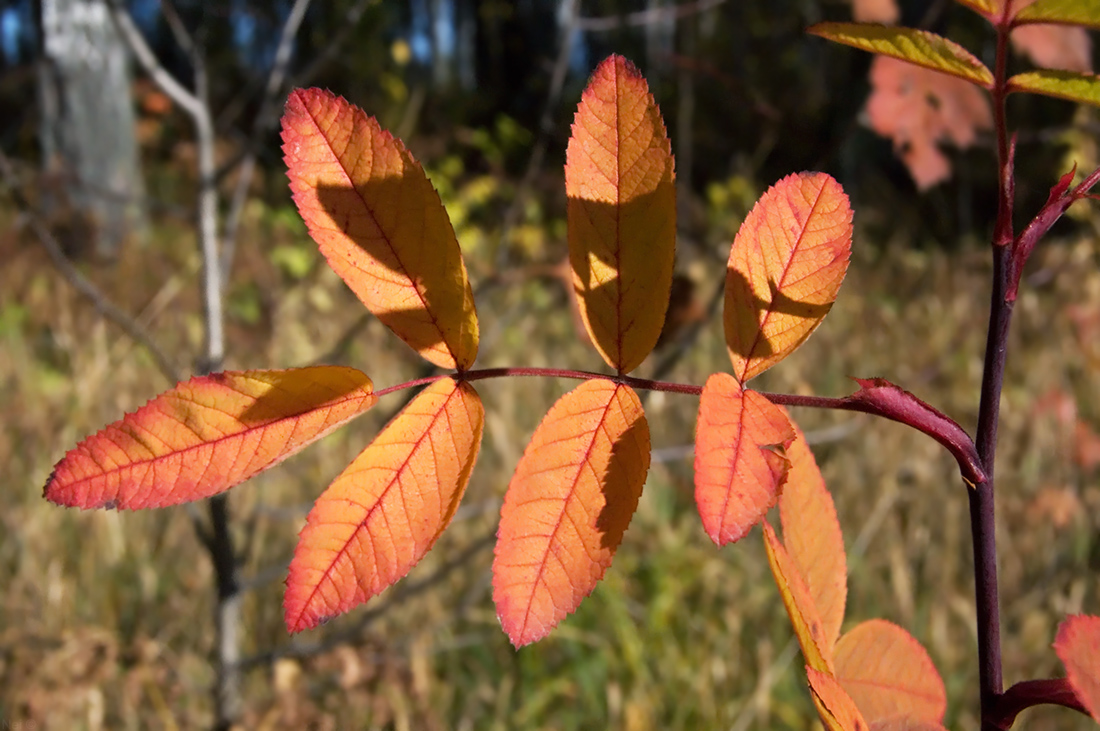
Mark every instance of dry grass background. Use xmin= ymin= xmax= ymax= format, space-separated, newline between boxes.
xmin=1 ymin=189 xmax=1099 ymax=730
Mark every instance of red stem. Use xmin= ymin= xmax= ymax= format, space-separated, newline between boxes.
xmin=990 ymin=678 xmax=1091 ymax=728
xmin=972 ymin=8 xmax=1017 ymax=728
xmin=372 ymin=367 xmax=986 ymax=484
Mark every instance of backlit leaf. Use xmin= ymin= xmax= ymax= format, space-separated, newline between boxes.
xmin=725 ymin=172 xmax=852 ymax=383
xmin=45 ymin=367 xmax=377 ymax=510
xmin=763 ymin=521 xmax=833 ymax=673
xmin=779 ymin=420 xmax=847 ymax=656
xmin=694 ymin=373 xmax=795 ymax=545
xmin=835 ymin=619 xmax=947 ymax=724
xmin=493 ymin=379 xmax=650 ymax=646
xmin=807 ymin=666 xmax=869 ymax=731
xmin=282 ymin=88 xmax=478 ymax=370
xmin=284 ymin=378 xmax=483 ymax=632
xmin=1054 ymin=614 xmax=1100 ymax=720
xmin=1014 ymin=0 xmax=1100 ymax=32
xmin=866 ymin=56 xmax=992 ymax=189
xmin=808 ymin=23 xmax=994 ymax=87
xmin=566 ymin=54 xmax=676 ymax=374
xmin=1008 ymin=70 xmax=1100 ymax=107
xmin=953 ymin=0 xmax=997 ymax=17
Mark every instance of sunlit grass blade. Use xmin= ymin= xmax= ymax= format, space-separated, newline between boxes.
xmin=284 ymin=378 xmax=483 ymax=632
xmin=808 ymin=23 xmax=994 ymax=88
xmin=45 ymin=367 xmax=377 ymax=510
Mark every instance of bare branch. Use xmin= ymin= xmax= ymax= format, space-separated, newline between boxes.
xmin=221 ymin=0 xmax=313 ymax=278
xmin=158 ymin=0 xmax=196 ymax=57
xmin=104 ymin=0 xmax=202 ymax=120
xmin=0 ymin=152 xmax=181 ymax=384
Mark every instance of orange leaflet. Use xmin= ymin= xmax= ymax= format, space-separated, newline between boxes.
xmin=493 ymin=379 xmax=650 ymax=646
xmin=870 ymin=718 xmax=948 ymax=731
xmin=45 ymin=367 xmax=377 ymax=510
xmin=1054 ymin=614 xmax=1100 ymax=720
xmin=725 ymin=172 xmax=852 ymax=383
xmin=284 ymin=378 xmax=483 ymax=633
xmin=694 ymin=373 xmax=795 ymax=545
xmin=779 ymin=419 xmax=847 ymax=657
xmin=763 ymin=522 xmax=833 ymax=673
xmin=566 ymin=54 xmax=676 ymax=375
xmin=807 ymin=666 xmax=870 ymax=731
xmin=282 ymin=88 xmax=478 ymax=370
xmin=834 ymin=619 xmax=947 ymax=724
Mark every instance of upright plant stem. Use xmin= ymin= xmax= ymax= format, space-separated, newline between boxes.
xmin=971 ymin=10 xmax=1016 ymax=728
xmin=972 ymin=246 xmax=1010 ymax=727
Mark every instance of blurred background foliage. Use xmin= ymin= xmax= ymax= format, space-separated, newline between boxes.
xmin=1 ymin=0 xmax=1099 ymax=729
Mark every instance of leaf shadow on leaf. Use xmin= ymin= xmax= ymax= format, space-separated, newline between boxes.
xmin=567 ymin=180 xmax=677 ymax=368
xmin=725 ymin=267 xmax=834 ymax=361
xmin=594 ymin=416 xmax=649 ymax=550
xmin=313 ymin=181 xmax=451 ymax=358
xmin=231 ymin=369 xmax=371 ymax=425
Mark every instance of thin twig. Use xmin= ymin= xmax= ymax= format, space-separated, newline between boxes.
xmin=220 ymin=0 xmax=313 ymax=279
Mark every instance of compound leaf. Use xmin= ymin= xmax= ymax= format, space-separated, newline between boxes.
xmin=808 ymin=23 xmax=994 ymax=87
xmin=1008 ymin=70 xmax=1100 ymax=107
xmin=725 ymin=172 xmax=852 ymax=383
xmin=566 ymin=54 xmax=676 ymax=375
xmin=45 ymin=367 xmax=377 ymax=510
xmin=282 ymin=88 xmax=478 ymax=370
xmin=1054 ymin=614 xmax=1100 ymax=720
xmin=835 ymin=619 xmax=947 ymax=724
xmin=779 ymin=420 xmax=847 ymax=657
xmin=764 ymin=521 xmax=833 ymax=673
xmin=493 ymin=379 xmax=650 ymax=647
xmin=694 ymin=373 xmax=795 ymax=545
xmin=284 ymin=378 xmax=483 ymax=633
